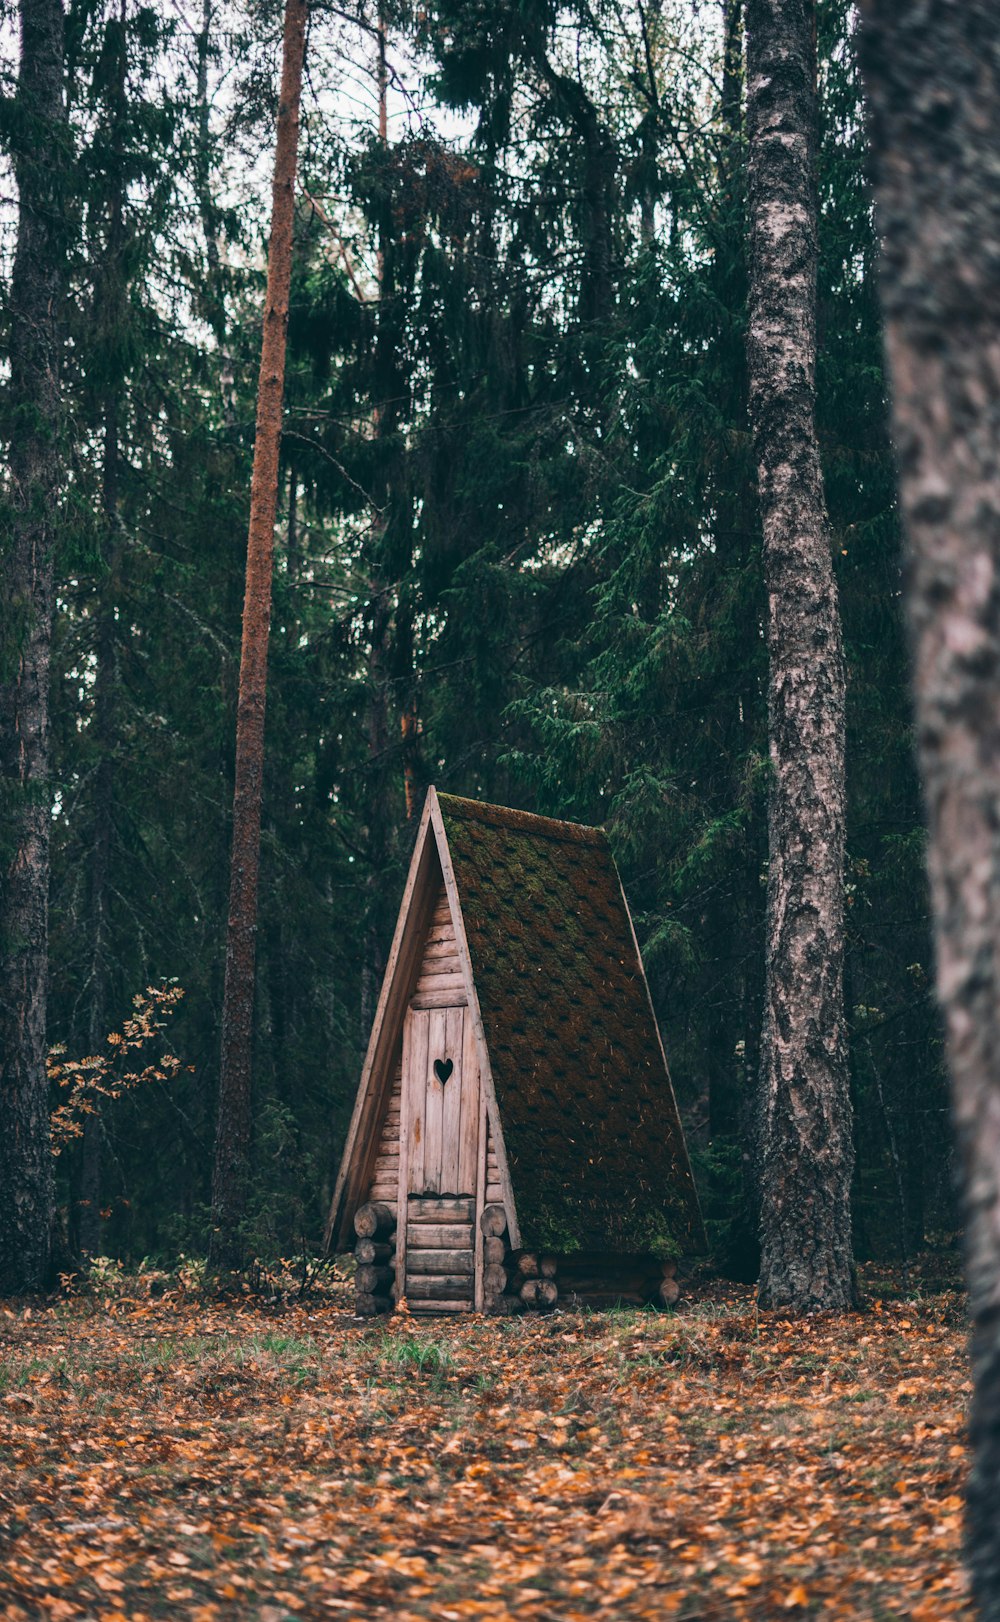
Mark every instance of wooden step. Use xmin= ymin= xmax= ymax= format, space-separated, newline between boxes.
xmin=406 ymin=1223 xmax=472 ymax=1249
xmin=407 ymin=1197 xmax=474 ymax=1220
xmin=406 ymin=1274 xmax=474 ymax=1300
xmin=406 ymin=1248 xmax=473 ymax=1276
xmin=408 ymin=1299 xmax=473 ymax=1313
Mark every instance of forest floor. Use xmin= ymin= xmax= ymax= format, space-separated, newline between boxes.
xmin=0 ymin=1257 xmax=971 ymax=1622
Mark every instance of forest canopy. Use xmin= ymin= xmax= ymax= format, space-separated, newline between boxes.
xmin=0 ymin=0 xmax=946 ymax=1271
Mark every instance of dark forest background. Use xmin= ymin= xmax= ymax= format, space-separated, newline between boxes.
xmin=0 ymin=0 xmax=948 ymax=1271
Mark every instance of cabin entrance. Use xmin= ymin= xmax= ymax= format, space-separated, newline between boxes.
xmin=403 ymin=1006 xmax=479 ymax=1196
xmin=400 ymin=1001 xmax=481 ymax=1312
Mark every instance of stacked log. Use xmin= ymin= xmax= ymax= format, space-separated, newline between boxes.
xmin=356 ymin=1264 xmax=394 ymax=1295
xmin=480 ymin=1233 xmax=680 ymax=1314
xmin=488 ymin=1294 xmax=522 ymax=1316
xmin=558 ymin=1252 xmax=680 ymax=1310
xmin=480 ymin=1203 xmax=507 ymax=1238
xmin=354 ymin=1202 xmax=396 ymax=1315
xmin=658 ymin=1259 xmax=680 ymax=1308
xmin=483 ymin=1263 xmax=508 ymax=1298
xmin=480 ymin=1205 xmax=511 ymax=1313
xmin=520 ymin=1276 xmax=558 ymax=1309
xmin=354 ymin=1238 xmax=393 ymax=1266
xmin=354 ymin=1201 xmax=395 ymax=1239
xmin=478 ymin=1208 xmax=563 ymax=1313
xmin=478 ymin=1211 xmax=560 ymax=1312
xmin=350 ymin=1205 xmax=683 ymax=1316
xmin=510 ymin=1250 xmax=559 ymax=1311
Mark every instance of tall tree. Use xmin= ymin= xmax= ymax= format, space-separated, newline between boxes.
xmin=211 ymin=0 xmax=308 ymax=1269
xmin=745 ymin=0 xmax=854 ymax=1310
xmin=858 ymin=3 xmax=1000 ymax=1610
xmin=0 ymin=0 xmax=69 ymax=1294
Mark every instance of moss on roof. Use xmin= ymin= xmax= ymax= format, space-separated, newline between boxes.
xmin=437 ymin=793 xmax=705 ymax=1255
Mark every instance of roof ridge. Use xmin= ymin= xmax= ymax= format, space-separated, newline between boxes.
xmin=435 ymin=790 xmax=606 ymax=848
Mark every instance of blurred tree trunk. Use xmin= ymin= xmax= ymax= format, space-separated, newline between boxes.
xmin=0 ymin=0 xmax=68 ymax=1296
xmin=858 ymin=4 xmax=1000 ymax=1610
xmin=211 ymin=0 xmax=307 ymax=1271
xmin=745 ymin=0 xmax=854 ymax=1311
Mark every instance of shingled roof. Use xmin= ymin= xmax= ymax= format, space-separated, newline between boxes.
xmin=436 ymin=793 xmax=704 ymax=1254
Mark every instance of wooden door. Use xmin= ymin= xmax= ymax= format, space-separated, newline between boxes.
xmin=403 ymin=1005 xmax=479 ymax=1196
xmin=400 ymin=1004 xmax=482 ymax=1312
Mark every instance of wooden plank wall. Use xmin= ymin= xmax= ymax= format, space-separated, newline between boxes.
xmin=486 ymin=1119 xmax=503 ymax=1208
xmin=367 ymin=1057 xmax=401 ymax=1208
xmin=410 ymin=891 xmax=466 ymax=1009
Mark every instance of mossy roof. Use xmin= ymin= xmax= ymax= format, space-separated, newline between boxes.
xmin=437 ymin=794 xmax=705 ymax=1254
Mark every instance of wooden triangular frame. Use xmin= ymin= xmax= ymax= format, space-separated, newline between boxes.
xmin=323 ymin=787 xmax=520 ymax=1259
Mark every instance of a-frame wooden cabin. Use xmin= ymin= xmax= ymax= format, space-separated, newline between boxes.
xmin=326 ymin=788 xmax=705 ymax=1315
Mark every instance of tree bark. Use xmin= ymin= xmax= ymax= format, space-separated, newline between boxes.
xmin=857 ymin=4 xmax=1000 ymax=1610
xmin=210 ymin=0 xmax=307 ymax=1271
xmin=0 ymin=0 xmax=68 ymax=1296
xmin=745 ymin=0 xmax=854 ymax=1311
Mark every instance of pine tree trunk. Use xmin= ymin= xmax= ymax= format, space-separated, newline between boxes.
xmin=857 ymin=5 xmax=1000 ymax=1610
xmin=211 ymin=0 xmax=307 ymax=1271
xmin=0 ymin=0 xmax=68 ymax=1296
xmin=745 ymin=0 xmax=854 ymax=1311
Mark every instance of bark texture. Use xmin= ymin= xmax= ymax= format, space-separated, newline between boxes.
xmin=857 ymin=5 xmax=1000 ymax=1610
xmin=0 ymin=0 xmax=68 ymax=1295
xmin=745 ymin=0 xmax=854 ymax=1311
xmin=211 ymin=0 xmax=307 ymax=1270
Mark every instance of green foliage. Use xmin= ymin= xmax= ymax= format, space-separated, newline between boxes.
xmin=0 ymin=0 xmax=950 ymax=1267
xmin=378 ymin=1336 xmax=454 ymax=1381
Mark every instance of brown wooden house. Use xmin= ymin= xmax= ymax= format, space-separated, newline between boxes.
xmin=325 ymin=788 xmax=704 ymax=1315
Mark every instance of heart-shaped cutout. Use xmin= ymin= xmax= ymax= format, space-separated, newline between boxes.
xmin=434 ymin=1057 xmax=454 ymax=1085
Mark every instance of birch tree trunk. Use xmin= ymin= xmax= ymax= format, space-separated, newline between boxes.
xmin=0 ymin=0 xmax=68 ymax=1295
xmin=745 ymin=0 xmax=854 ymax=1311
xmin=211 ymin=0 xmax=307 ymax=1270
xmin=857 ymin=5 xmax=1000 ymax=1610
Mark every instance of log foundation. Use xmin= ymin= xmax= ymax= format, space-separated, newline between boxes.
xmin=354 ymin=1203 xmax=398 ymax=1316
xmin=354 ymin=1198 xmax=681 ymax=1316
